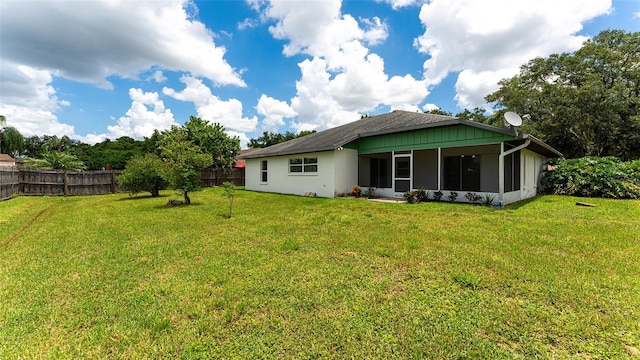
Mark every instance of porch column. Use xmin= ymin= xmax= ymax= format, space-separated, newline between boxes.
xmin=498 ymin=142 xmax=504 ymax=205
xmin=437 ymin=147 xmax=441 ymax=191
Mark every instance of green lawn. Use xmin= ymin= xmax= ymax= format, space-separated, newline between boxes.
xmin=1 ymin=189 xmax=639 ymax=359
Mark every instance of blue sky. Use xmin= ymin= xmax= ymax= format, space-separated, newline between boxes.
xmin=1 ymin=0 xmax=638 ymax=147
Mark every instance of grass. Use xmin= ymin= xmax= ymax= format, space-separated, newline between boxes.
xmin=1 ymin=189 xmax=639 ymax=358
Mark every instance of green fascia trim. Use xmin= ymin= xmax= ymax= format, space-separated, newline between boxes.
xmin=350 ymin=125 xmax=518 ymax=154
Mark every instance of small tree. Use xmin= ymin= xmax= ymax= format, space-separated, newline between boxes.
xmin=118 ymin=154 xmax=166 ymax=197
xmin=160 ymin=127 xmax=212 ymax=204
xmin=222 ymin=181 xmax=236 ymax=218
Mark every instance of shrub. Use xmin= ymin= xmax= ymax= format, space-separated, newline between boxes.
xmin=465 ymin=192 xmax=482 ymax=203
xmin=541 ymin=157 xmax=640 ymax=199
xmin=481 ymin=193 xmax=495 ymax=207
xmin=433 ymin=191 xmax=444 ymax=201
xmin=403 ymin=190 xmax=417 ymax=204
xmin=447 ymin=191 xmax=458 ymax=202
xmin=349 ymin=185 xmax=362 ymax=198
xmin=403 ymin=189 xmax=429 ymax=204
xmin=118 ymin=153 xmax=166 ymax=197
xmin=364 ymin=187 xmax=377 ymax=199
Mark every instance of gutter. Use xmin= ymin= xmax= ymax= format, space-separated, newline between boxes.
xmin=498 ymin=139 xmax=531 ymax=206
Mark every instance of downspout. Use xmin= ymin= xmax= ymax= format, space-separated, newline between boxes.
xmin=498 ymin=139 xmax=531 ymax=206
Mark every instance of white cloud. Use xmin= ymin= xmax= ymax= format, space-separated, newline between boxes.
xmin=149 ymin=71 xmax=167 ymax=83
xmin=414 ymin=0 xmax=612 ymax=109
xmin=379 ymin=0 xmax=423 ymax=9
xmin=226 ymin=130 xmax=252 ymax=149
xmin=261 ymin=0 xmax=428 ymax=131
xmin=0 ymin=0 xmax=244 ymax=88
xmin=106 ymin=88 xmax=177 ymax=139
xmin=238 ymin=18 xmax=260 ymax=30
xmin=77 ymin=133 xmax=109 ymax=145
xmin=422 ymin=103 xmax=441 ymax=112
xmin=256 ymin=94 xmax=297 ymax=131
xmin=163 ymin=76 xmax=258 ymax=133
xmin=0 ymin=62 xmax=75 ymax=138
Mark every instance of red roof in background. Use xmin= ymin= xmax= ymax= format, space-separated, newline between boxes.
xmin=234 ymin=148 xmax=260 ymax=168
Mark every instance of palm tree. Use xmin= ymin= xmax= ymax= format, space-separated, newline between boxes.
xmin=25 ymin=151 xmax=86 ymax=171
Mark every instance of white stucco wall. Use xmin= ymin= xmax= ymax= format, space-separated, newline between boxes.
xmin=521 ymin=149 xmax=546 ymax=199
xmin=333 ymin=148 xmax=358 ymax=196
xmin=503 ymin=149 xmax=546 ymax=204
xmin=245 ymin=150 xmax=357 ymax=198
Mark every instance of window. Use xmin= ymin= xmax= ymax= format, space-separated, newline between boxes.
xmin=261 ymin=160 xmax=268 ymax=183
xmin=394 ymin=155 xmax=411 ymax=192
xmin=443 ymin=155 xmax=481 ymax=191
xmin=395 ymin=157 xmax=410 ymax=178
xmin=289 ymin=157 xmax=318 ymax=174
xmin=504 ymin=151 xmax=520 ymax=192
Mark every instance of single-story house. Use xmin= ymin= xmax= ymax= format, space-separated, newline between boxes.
xmin=239 ymin=110 xmax=562 ymax=205
xmin=0 ymin=154 xmax=20 ymax=167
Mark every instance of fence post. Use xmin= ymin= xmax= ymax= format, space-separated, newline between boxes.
xmin=111 ymin=171 xmax=116 ymax=193
xmin=64 ymin=171 xmax=69 ymax=196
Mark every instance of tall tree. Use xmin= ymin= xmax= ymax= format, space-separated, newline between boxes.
xmin=486 ymin=29 xmax=640 ymax=160
xmin=424 ymin=108 xmax=453 ymax=116
xmin=24 ymin=136 xmax=45 ymax=158
xmin=0 ymin=115 xmax=25 ymax=156
xmin=248 ymin=130 xmax=316 ymax=148
xmin=0 ymin=126 xmax=25 ymax=156
xmin=454 ymin=108 xmax=491 ymax=124
xmin=183 ymin=116 xmax=240 ymax=169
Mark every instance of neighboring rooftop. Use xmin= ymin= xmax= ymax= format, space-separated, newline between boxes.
xmin=240 ymin=110 xmax=562 ymax=159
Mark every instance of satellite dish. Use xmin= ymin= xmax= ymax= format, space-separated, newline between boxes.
xmin=504 ymin=111 xmax=523 ymax=127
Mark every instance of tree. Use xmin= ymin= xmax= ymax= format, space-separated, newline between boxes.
xmin=454 ymin=108 xmax=491 ymax=124
xmin=24 ymin=136 xmax=44 ymax=158
xmin=248 ymin=130 xmax=316 ymax=148
xmin=183 ymin=116 xmax=240 ymax=169
xmin=424 ymin=108 xmax=453 ymax=116
xmin=25 ymin=151 xmax=86 ymax=171
xmin=118 ymin=154 xmax=166 ymax=197
xmin=222 ymin=181 xmax=236 ymax=218
xmin=42 ymin=135 xmax=75 ymax=153
xmin=486 ymin=29 xmax=640 ymax=160
xmin=160 ymin=126 xmax=213 ymax=204
xmin=142 ymin=130 xmax=163 ymax=156
xmin=0 ymin=115 xmax=5 ymax=153
xmin=0 ymin=115 xmax=25 ymax=156
xmin=0 ymin=126 xmax=25 ymax=156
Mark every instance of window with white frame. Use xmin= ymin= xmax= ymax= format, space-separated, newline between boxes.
xmin=289 ymin=157 xmax=318 ymax=174
xmin=261 ymin=160 xmax=268 ymax=183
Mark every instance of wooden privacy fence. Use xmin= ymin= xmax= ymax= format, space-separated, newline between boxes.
xmin=0 ymin=167 xmax=245 ymax=201
xmin=19 ymin=169 xmax=122 ymax=196
xmin=0 ymin=166 xmax=20 ymax=201
xmin=200 ymin=167 xmax=245 ymax=187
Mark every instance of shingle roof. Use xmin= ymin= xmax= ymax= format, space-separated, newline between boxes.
xmin=0 ymin=154 xmax=15 ymax=162
xmin=240 ymin=110 xmax=562 ymax=159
